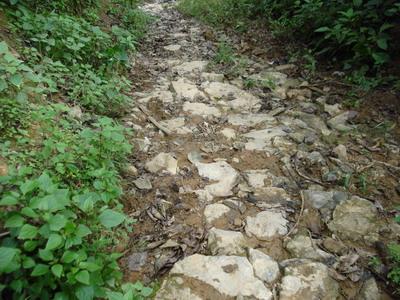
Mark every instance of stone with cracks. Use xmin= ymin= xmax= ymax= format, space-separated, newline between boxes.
xmin=245 ymin=211 xmax=288 ymax=240
xmin=160 ymin=117 xmax=192 ymax=134
xmin=285 ymin=234 xmax=334 ymax=262
xmin=202 ymin=82 xmax=260 ymax=111
xmin=248 ymin=248 xmax=280 ymax=284
xmin=219 ymin=128 xmax=236 ymax=140
xmin=280 ymin=259 xmax=340 ymax=300
xmin=303 ymin=190 xmax=348 ymax=221
xmin=145 ymin=153 xmax=178 ymax=175
xmin=208 ymin=228 xmax=247 ymax=255
xmin=297 ymin=112 xmax=331 ymax=136
xmin=156 ymin=254 xmax=272 ymax=300
xmin=243 ymin=126 xmax=288 ymax=151
xmin=173 ymin=61 xmax=208 ymax=75
xmin=183 ymin=102 xmax=221 ymax=118
xmin=204 ymin=203 xmax=231 ymax=224
xmin=328 ymin=111 xmax=358 ymax=131
xmin=228 ymin=113 xmax=276 ymax=126
xmin=164 ymin=44 xmax=181 ymax=52
xmin=328 ymin=196 xmax=380 ymax=244
xmin=171 ymin=79 xmax=205 ymax=101
xmin=192 ymin=160 xmax=239 ymax=198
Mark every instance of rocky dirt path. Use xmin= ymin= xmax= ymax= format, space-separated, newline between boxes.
xmin=121 ymin=1 xmax=399 ymax=299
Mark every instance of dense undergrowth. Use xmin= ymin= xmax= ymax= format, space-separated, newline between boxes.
xmin=178 ymin=0 xmax=400 ymax=88
xmin=0 ymin=0 xmax=153 ymax=299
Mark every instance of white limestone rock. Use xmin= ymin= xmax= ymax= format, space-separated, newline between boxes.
xmin=245 ymin=211 xmax=288 ymax=241
xmin=145 ymin=153 xmax=178 ymax=175
xmin=248 ymin=248 xmax=280 ymax=284
xmin=208 ymin=228 xmax=247 ymax=255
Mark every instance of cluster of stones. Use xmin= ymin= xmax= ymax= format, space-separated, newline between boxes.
xmin=124 ymin=1 xmax=398 ymax=299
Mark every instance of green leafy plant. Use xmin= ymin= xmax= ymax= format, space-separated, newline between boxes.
xmin=0 ymin=98 xmax=30 ymax=140
xmin=0 ymin=41 xmax=43 ymax=101
xmin=213 ymin=40 xmax=236 ymax=65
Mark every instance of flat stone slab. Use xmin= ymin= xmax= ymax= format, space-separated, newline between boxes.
xmin=248 ymin=249 xmax=280 ymax=284
xmin=204 ymin=203 xmax=231 ymax=224
xmin=160 ymin=117 xmax=192 ymax=134
xmin=243 ymin=126 xmax=288 ymax=150
xmin=164 ymin=44 xmax=181 ymax=51
xmin=194 ymin=161 xmax=239 ymax=198
xmin=156 ymin=254 xmax=272 ymax=300
xmin=245 ymin=210 xmax=288 ymax=240
xmin=173 ymin=61 xmax=208 ymax=75
xmin=202 ymin=82 xmax=260 ymax=111
xmin=228 ymin=114 xmax=277 ymax=127
xmin=208 ymin=228 xmax=247 ymax=255
xmin=183 ymin=102 xmax=221 ymax=118
xmin=280 ymin=259 xmax=340 ymax=300
xmin=171 ymin=79 xmax=206 ymax=101
xmin=145 ymin=153 xmax=178 ymax=175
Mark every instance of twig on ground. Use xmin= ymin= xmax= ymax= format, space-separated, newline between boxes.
xmin=0 ymin=231 xmax=10 ymax=238
xmin=285 ymin=190 xmax=305 ymax=238
xmin=292 ymin=154 xmax=328 ymax=187
xmin=137 ymin=103 xmax=172 ymax=135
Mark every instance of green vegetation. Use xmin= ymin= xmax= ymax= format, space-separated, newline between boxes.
xmin=178 ymin=0 xmax=400 ymax=82
xmin=0 ymin=0 xmax=153 ymax=299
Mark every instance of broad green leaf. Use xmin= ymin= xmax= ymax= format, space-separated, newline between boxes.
xmin=62 ymin=251 xmax=77 ymax=263
xmin=31 ymin=264 xmax=49 ymax=276
xmin=23 ymin=240 xmax=38 ymax=252
xmin=75 ymin=285 xmax=94 ymax=300
xmin=5 ymin=214 xmax=25 ymax=228
xmin=51 ymin=264 xmax=63 ymax=278
xmin=18 ymin=224 xmax=38 ymax=240
xmin=377 ymin=38 xmax=388 ymax=50
xmin=79 ymin=261 xmax=101 ymax=272
xmin=20 ymin=180 xmax=38 ymax=195
xmin=140 ymin=287 xmax=153 ymax=297
xmin=0 ymin=247 xmax=19 ymax=273
xmin=99 ymin=209 xmax=125 ymax=228
xmin=0 ymin=195 xmax=19 ymax=206
xmin=10 ymin=74 xmax=23 ymax=87
xmin=49 ymin=214 xmax=68 ymax=231
xmin=54 ymin=292 xmax=69 ymax=300
xmin=106 ymin=291 xmax=124 ymax=300
xmin=21 ymin=207 xmax=38 ymax=218
xmin=22 ymin=257 xmax=35 ymax=269
xmin=30 ymin=189 xmax=70 ymax=212
xmin=45 ymin=234 xmax=63 ymax=250
xmin=75 ymin=224 xmax=92 ymax=238
xmin=0 ymin=41 xmax=8 ymax=53
xmin=39 ymin=249 xmax=54 ymax=261
xmin=75 ymin=270 xmax=90 ymax=285
xmin=37 ymin=173 xmax=53 ymax=192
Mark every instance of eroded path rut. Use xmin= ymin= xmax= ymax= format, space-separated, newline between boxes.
xmin=122 ymin=1 xmax=398 ymax=299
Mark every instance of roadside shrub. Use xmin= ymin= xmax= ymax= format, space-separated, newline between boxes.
xmin=0 ymin=105 xmax=145 ymax=299
xmin=0 ymin=41 xmax=43 ymax=101
xmin=178 ymin=0 xmax=400 ymax=70
xmin=0 ymin=98 xmax=29 ymax=140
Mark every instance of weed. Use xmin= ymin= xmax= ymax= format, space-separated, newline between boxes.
xmin=213 ymin=40 xmax=236 ymax=65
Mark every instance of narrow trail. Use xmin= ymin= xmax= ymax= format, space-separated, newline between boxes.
xmin=121 ymin=1 xmax=398 ymax=299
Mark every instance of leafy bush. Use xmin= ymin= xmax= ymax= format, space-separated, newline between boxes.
xmin=178 ymin=0 xmax=400 ymax=71
xmin=0 ymin=98 xmax=30 ymax=139
xmin=67 ymin=65 xmax=131 ymax=116
xmin=0 ymin=0 xmax=153 ymax=298
xmin=8 ymin=0 xmax=99 ymax=14
xmin=0 ymin=41 xmax=43 ymax=101
xmin=178 ymin=0 xmax=258 ymax=30
xmin=388 ymin=242 xmax=400 ymax=288
xmin=0 ymin=105 xmax=146 ymax=299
